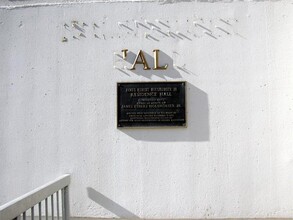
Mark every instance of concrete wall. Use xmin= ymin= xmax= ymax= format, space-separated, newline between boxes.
xmin=0 ymin=0 xmax=293 ymax=218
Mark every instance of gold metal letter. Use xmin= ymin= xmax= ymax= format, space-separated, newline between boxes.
xmin=153 ymin=49 xmax=168 ymax=70
xmin=121 ymin=49 xmax=128 ymax=59
xmin=130 ymin=50 xmax=151 ymax=70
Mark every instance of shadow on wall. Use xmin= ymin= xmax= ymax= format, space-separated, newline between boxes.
xmin=87 ymin=187 xmax=140 ymax=219
xmin=120 ymin=83 xmax=209 ymax=142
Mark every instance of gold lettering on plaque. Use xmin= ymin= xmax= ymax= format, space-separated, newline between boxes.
xmin=153 ymin=49 xmax=168 ymax=70
xmin=130 ymin=50 xmax=150 ymax=70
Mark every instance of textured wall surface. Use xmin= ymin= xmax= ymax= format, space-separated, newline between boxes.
xmin=0 ymin=0 xmax=293 ymax=218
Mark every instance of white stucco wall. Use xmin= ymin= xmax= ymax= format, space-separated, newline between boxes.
xmin=1 ymin=0 xmax=293 ymax=218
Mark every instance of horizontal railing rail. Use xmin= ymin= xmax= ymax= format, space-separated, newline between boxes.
xmin=0 ymin=174 xmax=70 ymax=220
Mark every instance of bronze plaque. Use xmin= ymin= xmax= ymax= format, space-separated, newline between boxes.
xmin=117 ymin=82 xmax=186 ymax=127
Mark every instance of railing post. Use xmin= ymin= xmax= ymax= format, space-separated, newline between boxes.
xmin=62 ymin=186 xmax=70 ymax=220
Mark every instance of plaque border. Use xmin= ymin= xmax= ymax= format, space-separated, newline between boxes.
xmin=116 ymin=81 xmax=187 ymax=129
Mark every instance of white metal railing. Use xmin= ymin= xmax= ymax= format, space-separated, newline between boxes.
xmin=0 ymin=174 xmax=70 ymax=220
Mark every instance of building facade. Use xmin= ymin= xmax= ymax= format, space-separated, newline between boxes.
xmin=0 ymin=0 xmax=293 ymax=218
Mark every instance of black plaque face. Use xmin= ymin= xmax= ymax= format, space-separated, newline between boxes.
xmin=117 ymin=82 xmax=186 ymax=128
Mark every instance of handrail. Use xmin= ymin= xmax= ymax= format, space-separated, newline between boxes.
xmin=0 ymin=174 xmax=70 ymax=220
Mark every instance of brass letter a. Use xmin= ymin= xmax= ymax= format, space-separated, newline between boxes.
xmin=130 ymin=50 xmax=151 ymax=70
